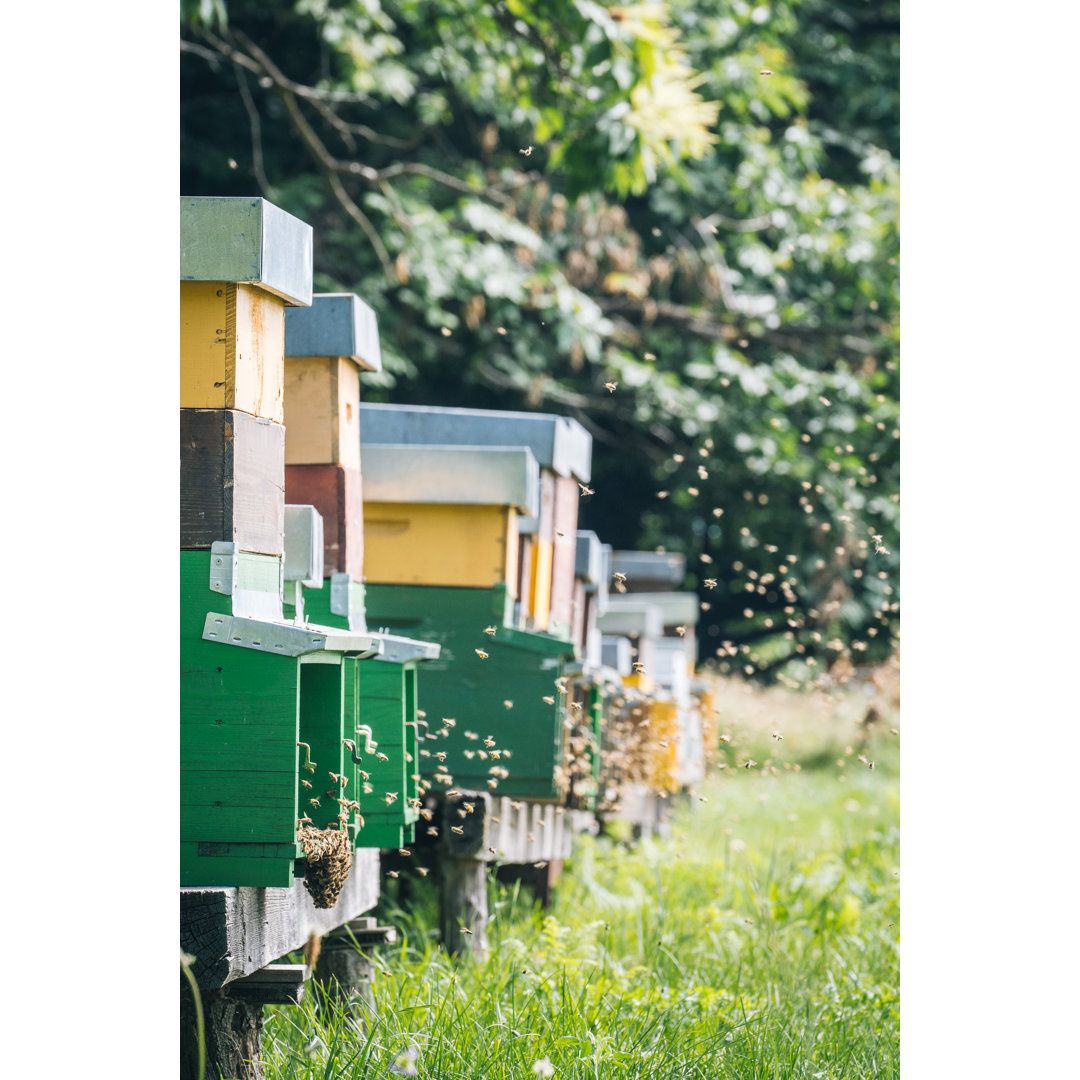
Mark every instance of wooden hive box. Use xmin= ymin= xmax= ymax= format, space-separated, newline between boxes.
xmin=358 ymin=404 xmax=592 ymax=636
xmin=359 ymin=440 xmax=577 ymax=801
xmin=283 ymin=292 xmax=383 ymax=578
xmin=361 ymin=444 xmax=538 ymax=592
xmin=181 ymin=197 xmax=395 ymax=888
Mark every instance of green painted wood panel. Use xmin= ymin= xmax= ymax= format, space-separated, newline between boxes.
xmin=182 ymin=549 xmax=303 ymax=885
xmin=180 ymin=843 xmax=296 ymax=887
xmin=363 ymin=584 xmax=575 ymax=800
xmin=181 ymin=802 xmax=299 ymax=843
xmin=298 ymin=658 xmax=345 ymax=831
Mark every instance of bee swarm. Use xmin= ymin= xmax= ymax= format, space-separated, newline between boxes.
xmin=297 ymin=824 xmax=354 ymax=909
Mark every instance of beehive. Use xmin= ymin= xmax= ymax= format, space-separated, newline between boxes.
xmin=359 ymin=437 xmax=578 ymax=801
xmin=358 ymin=404 xmax=591 ymax=637
xmin=180 ymin=198 xmax=389 ymax=888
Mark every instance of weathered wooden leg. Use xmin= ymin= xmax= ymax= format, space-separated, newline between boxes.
xmin=434 ymin=791 xmax=491 ymax=957
xmin=496 ymin=857 xmax=563 ymax=907
xmin=313 ymin=918 xmax=397 ymax=1020
xmin=181 ymin=984 xmax=265 ymax=1080
xmin=440 ymin=855 xmax=489 ymax=957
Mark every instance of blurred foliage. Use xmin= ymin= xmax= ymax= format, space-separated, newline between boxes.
xmin=181 ymin=0 xmax=899 ymax=682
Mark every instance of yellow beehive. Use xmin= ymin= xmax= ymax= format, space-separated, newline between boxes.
xmin=360 ymin=445 xmax=538 ymax=593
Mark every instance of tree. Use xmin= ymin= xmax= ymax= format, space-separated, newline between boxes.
xmin=181 ymin=0 xmax=899 ymax=684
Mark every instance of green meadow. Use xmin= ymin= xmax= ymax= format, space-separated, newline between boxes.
xmin=262 ymin=678 xmax=899 ymax=1079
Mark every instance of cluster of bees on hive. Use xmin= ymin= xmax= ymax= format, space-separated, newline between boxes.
xmin=296 ymin=823 xmax=354 ymax=909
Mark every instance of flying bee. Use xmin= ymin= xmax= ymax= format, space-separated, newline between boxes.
xmin=420 ymin=807 xmax=434 ymax=821
xmin=309 ymin=797 xmax=322 ymax=807
xmin=484 ymin=736 xmax=496 ymax=747
xmin=488 ymin=847 xmax=497 ymax=856
xmin=487 ymin=779 xmax=499 ymax=788
xmin=533 ymin=861 xmax=548 ymax=869
xmin=297 ymin=815 xmax=313 ymax=828
xmin=579 ymin=484 xmax=594 ymax=496
xmin=543 ymin=695 xmax=555 ymax=705
xmin=511 ymin=801 xmax=524 ymax=811
xmin=503 ymin=700 xmax=514 ymax=709
xmin=417 ymin=866 xmax=430 ymax=876
xmin=483 ymin=625 xmax=497 ymax=636
xmin=519 ymin=145 xmax=533 ymax=156
xmin=461 ymin=927 xmax=473 ymax=935
xmin=570 ymin=701 xmax=582 ymax=712
xmin=743 ymin=759 xmax=756 ymax=769
xmin=759 ymin=69 xmax=772 ymax=75
xmin=463 ymin=802 xmax=475 ymax=814
xmin=527 ymin=833 xmax=536 ymax=842
xmin=435 ymin=751 xmax=447 ymax=762
xmin=301 ymin=779 xmax=312 ymax=789
xmin=384 ymin=793 xmax=398 ymax=806
xmin=632 ymin=662 xmax=646 ymax=674
xmin=387 ymin=870 xmax=400 ymax=879
xmin=475 ymin=649 xmax=489 ymax=659
xmin=657 ymin=490 xmax=669 ymax=499
xmin=605 ymin=381 xmax=618 ymax=393
xmin=376 ymin=752 xmax=389 ymax=762
xmin=446 ymin=788 xmax=463 ymax=797
xmin=772 ymin=732 xmax=783 ymax=741
xmin=427 ymin=827 xmax=438 ymax=836
xmin=451 ymin=825 xmax=464 ymax=835
xmin=675 ymin=625 xmax=687 ymax=637
xmin=398 ymin=848 xmax=412 ymax=857
xmin=704 ymin=578 xmax=718 ymax=589
xmin=442 ymin=717 xmax=456 ymax=727
xmin=613 ymin=572 xmax=627 ymax=585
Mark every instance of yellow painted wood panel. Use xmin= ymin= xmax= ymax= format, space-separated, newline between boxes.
xmin=180 ymin=282 xmax=285 ymax=422
xmin=647 ymin=700 xmax=680 ymax=792
xmin=283 ymin=356 xmax=361 ymax=467
xmin=363 ymin=502 xmax=517 ymax=589
xmin=529 ymin=538 xmax=553 ymax=632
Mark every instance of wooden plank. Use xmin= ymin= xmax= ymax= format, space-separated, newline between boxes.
xmin=284 ymin=356 xmax=361 ymax=468
xmin=181 ymin=846 xmax=296 ymax=888
xmin=180 ymin=283 xmax=286 ymax=423
xmin=356 ymin=695 xmax=405 ymax=737
xmin=528 ymin=539 xmax=553 ymax=631
xmin=284 ymin=463 xmax=363 ymax=576
xmin=180 ymin=803 xmax=297 ymax=844
xmin=549 ymin=475 xmax=581 ymax=635
xmin=180 ymin=408 xmax=285 ymax=554
xmin=181 ymin=772 xmax=296 ymax=808
xmin=180 ymin=643 xmax=299 ymax=729
xmin=180 ymin=725 xmax=297 ymax=770
xmin=180 ymin=847 xmax=380 ymax=989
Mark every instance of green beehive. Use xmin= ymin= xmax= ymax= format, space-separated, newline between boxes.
xmin=180 ymin=198 xmax=394 ymax=888
xmin=180 ymin=545 xmax=382 ymax=886
xmin=359 ymin=437 xmax=579 ymax=802
xmin=364 ymin=582 xmax=574 ymax=801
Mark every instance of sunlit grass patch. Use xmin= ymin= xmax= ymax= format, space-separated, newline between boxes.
xmin=263 ymin=680 xmax=899 ymax=1079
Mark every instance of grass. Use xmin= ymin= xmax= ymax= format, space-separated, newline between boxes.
xmin=261 ymin=676 xmax=899 ymax=1079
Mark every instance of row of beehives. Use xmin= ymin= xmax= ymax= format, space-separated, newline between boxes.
xmin=180 ymin=196 xmax=718 ymax=893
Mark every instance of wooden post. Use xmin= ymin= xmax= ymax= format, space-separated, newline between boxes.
xmin=313 ymin=917 xmax=397 ymax=1020
xmin=436 ymin=791 xmax=490 ymax=957
xmin=181 ymin=985 xmax=265 ymax=1080
xmin=440 ymin=855 xmax=489 ymax=958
